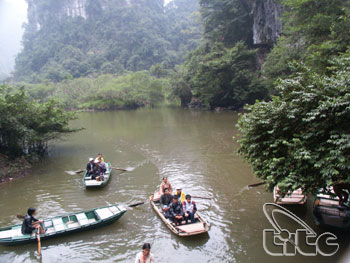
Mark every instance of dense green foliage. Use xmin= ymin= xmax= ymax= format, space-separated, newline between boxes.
xmin=20 ymin=71 xmax=166 ymax=110
xmin=169 ymin=0 xmax=267 ymax=109
xmin=264 ymin=0 xmax=350 ymax=81
xmin=238 ymin=0 xmax=350 ymax=193
xmin=238 ymin=55 xmax=350 ymax=194
xmin=0 ymin=85 xmax=77 ymax=158
xmin=14 ymin=0 xmax=201 ymax=83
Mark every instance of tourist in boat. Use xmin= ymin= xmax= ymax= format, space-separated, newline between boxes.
xmin=95 ymin=153 xmax=104 ymax=163
xmin=183 ymin=194 xmax=197 ymax=224
xmin=21 ymin=208 xmax=45 ymax=235
xmin=173 ymin=187 xmax=186 ymax=203
xmin=96 ymin=171 xmax=105 ymax=181
xmin=86 ymin=158 xmax=96 ymax=176
xmin=98 ymin=159 xmax=107 ymax=174
xmin=135 ymin=243 xmax=154 ymax=263
xmin=160 ymin=177 xmax=173 ymax=195
xmin=333 ymin=182 xmax=350 ymax=208
xmin=169 ymin=195 xmax=184 ymax=226
xmin=160 ymin=188 xmax=173 ymax=218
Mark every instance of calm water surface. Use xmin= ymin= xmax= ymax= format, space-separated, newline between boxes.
xmin=0 ymin=107 xmax=349 ymax=263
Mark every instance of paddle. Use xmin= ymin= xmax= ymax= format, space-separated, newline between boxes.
xmin=66 ymin=166 xmax=128 ymax=175
xmin=37 ymin=232 xmax=41 ymax=256
xmin=128 ymin=202 xmax=144 ymax=207
xmin=247 ymin=182 xmax=265 ymax=188
xmin=191 ymin=196 xmax=211 ymax=200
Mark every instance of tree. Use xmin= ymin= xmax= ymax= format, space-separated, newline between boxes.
xmin=0 ymin=85 xmax=77 ymax=158
xmin=237 ymin=53 xmax=350 ymax=195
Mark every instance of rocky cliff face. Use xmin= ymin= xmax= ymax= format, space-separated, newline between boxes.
xmin=251 ymin=0 xmax=282 ymax=47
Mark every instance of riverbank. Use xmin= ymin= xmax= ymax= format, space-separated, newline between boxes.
xmin=0 ymin=154 xmax=31 ymax=185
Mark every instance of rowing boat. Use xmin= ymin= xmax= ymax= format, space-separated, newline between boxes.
xmin=0 ymin=204 xmax=126 ymax=246
xmin=83 ymin=162 xmax=112 ymax=188
xmin=150 ymin=191 xmax=210 ymax=236
xmin=273 ymin=186 xmax=307 ymax=205
xmin=313 ymin=189 xmax=350 ymax=229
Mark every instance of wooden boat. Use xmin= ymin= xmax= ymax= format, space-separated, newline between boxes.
xmin=313 ymin=189 xmax=350 ymax=229
xmin=83 ymin=162 xmax=112 ymax=188
xmin=0 ymin=204 xmax=126 ymax=246
xmin=273 ymin=186 xmax=307 ymax=205
xmin=150 ymin=191 xmax=210 ymax=236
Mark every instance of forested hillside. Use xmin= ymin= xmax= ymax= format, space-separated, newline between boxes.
xmin=14 ymin=0 xmax=201 ymax=83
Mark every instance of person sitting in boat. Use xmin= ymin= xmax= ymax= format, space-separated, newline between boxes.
xmin=333 ymin=182 xmax=350 ymax=208
xmin=169 ymin=195 xmax=184 ymax=226
xmin=173 ymin=187 xmax=186 ymax=203
xmin=21 ymin=208 xmax=45 ymax=235
xmin=86 ymin=158 xmax=96 ymax=177
xmin=160 ymin=188 xmax=173 ymax=218
xmin=160 ymin=177 xmax=173 ymax=195
xmin=182 ymin=194 xmax=197 ymax=224
xmin=96 ymin=171 xmax=105 ymax=181
xmin=135 ymin=243 xmax=154 ymax=263
xmin=95 ymin=153 xmax=104 ymax=163
xmin=98 ymin=160 xmax=107 ymax=174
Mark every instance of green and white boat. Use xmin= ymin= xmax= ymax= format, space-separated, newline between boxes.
xmin=83 ymin=162 xmax=112 ymax=188
xmin=0 ymin=204 xmax=126 ymax=246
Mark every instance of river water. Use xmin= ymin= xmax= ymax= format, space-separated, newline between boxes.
xmin=0 ymin=107 xmax=349 ymax=263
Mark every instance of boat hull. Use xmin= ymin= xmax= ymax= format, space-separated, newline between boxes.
xmin=313 ymin=191 xmax=350 ymax=229
xmin=0 ymin=204 xmax=126 ymax=246
xmin=83 ymin=162 xmax=112 ymax=188
xmin=150 ymin=192 xmax=210 ymax=237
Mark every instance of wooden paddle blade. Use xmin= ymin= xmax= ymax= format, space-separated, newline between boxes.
xmin=75 ymin=169 xmax=85 ymax=173
xmin=128 ymin=202 xmax=144 ymax=207
xmin=191 ymin=196 xmax=211 ymax=200
xmin=111 ymin=167 xmax=128 ymax=172
xmin=37 ymin=233 xmax=41 ymax=256
xmin=248 ymin=182 xmax=265 ymax=188
xmin=16 ymin=214 xmax=25 ymax=219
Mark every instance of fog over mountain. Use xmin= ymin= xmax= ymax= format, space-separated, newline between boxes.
xmin=0 ymin=0 xmax=27 ymax=79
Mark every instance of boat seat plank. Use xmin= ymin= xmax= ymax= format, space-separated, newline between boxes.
xmin=45 ymin=227 xmax=55 ymax=234
xmin=0 ymin=228 xmax=23 ymax=239
xmin=109 ymin=206 xmax=119 ymax=214
xmin=76 ymin=213 xmax=89 ymax=226
xmin=96 ymin=208 xmax=113 ymax=220
xmin=319 ymin=199 xmax=339 ymax=207
xmin=176 ymin=223 xmax=205 ymax=233
xmin=44 ymin=220 xmax=53 ymax=228
xmin=53 ymin=218 xmax=65 ymax=231
xmin=67 ymin=222 xmax=80 ymax=228
xmin=88 ymin=218 xmax=96 ymax=224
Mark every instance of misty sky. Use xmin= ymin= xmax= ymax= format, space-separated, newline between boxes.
xmin=0 ymin=0 xmax=172 ymax=77
xmin=0 ymin=0 xmax=27 ymax=76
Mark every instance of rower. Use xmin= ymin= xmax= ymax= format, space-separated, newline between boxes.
xmin=21 ymin=208 xmax=45 ymax=235
xmin=86 ymin=158 xmax=95 ymax=177
xmin=333 ymin=182 xmax=350 ymax=208
xmin=160 ymin=177 xmax=173 ymax=195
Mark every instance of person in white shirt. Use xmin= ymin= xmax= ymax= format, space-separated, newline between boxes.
xmin=135 ymin=243 xmax=154 ymax=263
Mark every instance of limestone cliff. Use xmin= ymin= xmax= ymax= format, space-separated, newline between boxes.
xmin=251 ymin=0 xmax=282 ymax=47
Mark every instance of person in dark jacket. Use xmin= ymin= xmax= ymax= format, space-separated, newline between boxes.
xmin=169 ymin=195 xmax=184 ymax=226
xmin=160 ymin=188 xmax=173 ymax=218
xmin=21 ymin=208 xmax=45 ymax=235
xmin=86 ymin=158 xmax=96 ymax=176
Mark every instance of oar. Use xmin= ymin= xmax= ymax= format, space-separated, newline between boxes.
xmin=128 ymin=202 xmax=144 ymax=207
xmin=37 ymin=231 xmax=41 ymax=256
xmin=248 ymin=182 xmax=265 ymax=188
xmin=111 ymin=167 xmax=127 ymax=172
xmin=191 ymin=196 xmax=211 ymax=200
